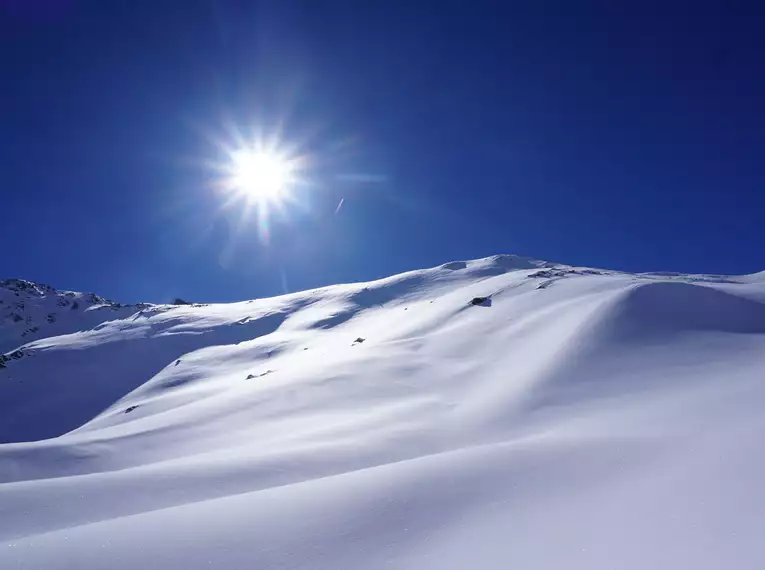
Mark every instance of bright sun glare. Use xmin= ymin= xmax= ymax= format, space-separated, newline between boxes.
xmin=230 ymin=150 xmax=294 ymax=204
xmin=209 ymin=128 xmax=312 ymax=243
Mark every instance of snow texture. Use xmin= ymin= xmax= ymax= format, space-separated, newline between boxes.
xmin=1 ymin=254 xmax=765 ymax=569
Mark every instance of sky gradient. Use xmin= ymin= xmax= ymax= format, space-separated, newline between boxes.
xmin=2 ymin=0 xmax=764 ymax=303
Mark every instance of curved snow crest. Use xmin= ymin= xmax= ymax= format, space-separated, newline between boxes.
xmin=603 ymin=281 xmax=765 ymax=338
xmin=738 ymin=269 xmax=765 ymax=283
xmin=1 ymin=256 xmax=765 ymax=569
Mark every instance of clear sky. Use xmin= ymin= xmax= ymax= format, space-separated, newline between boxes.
xmin=2 ymin=0 xmax=764 ymax=303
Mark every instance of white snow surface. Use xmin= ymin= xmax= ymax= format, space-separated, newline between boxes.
xmin=1 ymin=254 xmax=765 ymax=569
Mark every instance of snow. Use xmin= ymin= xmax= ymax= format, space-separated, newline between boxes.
xmin=1 ymin=255 xmax=764 ymax=569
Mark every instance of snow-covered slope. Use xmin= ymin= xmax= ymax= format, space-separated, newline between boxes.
xmin=1 ymin=254 xmax=765 ymax=569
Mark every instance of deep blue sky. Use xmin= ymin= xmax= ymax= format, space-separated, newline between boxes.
xmin=2 ymin=0 xmax=764 ymax=303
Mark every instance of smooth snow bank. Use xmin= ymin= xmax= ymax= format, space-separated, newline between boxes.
xmin=1 ymin=256 xmax=764 ymax=569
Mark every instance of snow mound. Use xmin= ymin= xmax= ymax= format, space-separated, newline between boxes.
xmin=600 ymin=281 xmax=765 ymax=339
xmin=1 ymin=256 xmax=764 ymax=570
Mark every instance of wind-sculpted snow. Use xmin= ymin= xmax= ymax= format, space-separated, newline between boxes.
xmin=1 ymin=256 xmax=764 ymax=570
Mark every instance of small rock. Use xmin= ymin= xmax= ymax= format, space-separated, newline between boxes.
xmin=246 ymin=374 xmax=256 ymax=380
xmin=125 ymin=405 xmax=139 ymax=414
xmin=470 ymin=297 xmax=490 ymax=306
xmin=353 ymin=337 xmax=366 ymax=344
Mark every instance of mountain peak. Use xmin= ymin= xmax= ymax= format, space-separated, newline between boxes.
xmin=0 ymin=278 xmax=148 ymax=354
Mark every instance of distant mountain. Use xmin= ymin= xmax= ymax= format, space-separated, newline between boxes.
xmin=0 ymin=278 xmax=151 ymax=356
xmin=1 ymin=255 xmax=764 ymax=570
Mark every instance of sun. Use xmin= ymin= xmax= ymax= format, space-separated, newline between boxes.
xmin=206 ymin=127 xmax=312 ymax=243
xmin=229 ymin=150 xmax=295 ymax=204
